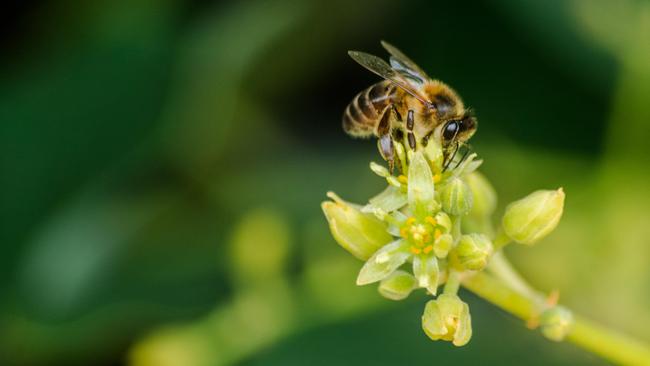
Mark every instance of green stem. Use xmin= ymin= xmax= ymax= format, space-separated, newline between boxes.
xmin=444 ymin=270 xmax=461 ymax=295
xmin=492 ymin=228 xmax=511 ymax=250
xmin=488 ymin=251 xmax=543 ymax=304
xmin=462 ymin=272 xmax=650 ymax=366
xmin=567 ymin=315 xmax=650 ymax=366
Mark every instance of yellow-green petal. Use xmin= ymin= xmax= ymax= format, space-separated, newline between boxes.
xmin=422 ymin=299 xmax=445 ymax=340
xmin=453 ymin=301 xmax=472 ymax=346
xmin=356 ymin=240 xmax=409 ymax=285
xmin=412 ymin=255 xmax=439 ymax=295
xmin=378 ymin=270 xmax=417 ymax=300
xmin=408 ymin=152 xmax=436 ymax=218
xmin=367 ymin=185 xmax=408 ymax=213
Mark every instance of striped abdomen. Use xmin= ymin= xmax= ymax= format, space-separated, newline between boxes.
xmin=342 ymin=80 xmax=398 ymax=138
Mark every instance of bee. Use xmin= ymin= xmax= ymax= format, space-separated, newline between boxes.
xmin=342 ymin=41 xmax=477 ymax=171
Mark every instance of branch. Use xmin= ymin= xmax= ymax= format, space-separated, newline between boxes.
xmin=462 ymin=271 xmax=650 ymax=366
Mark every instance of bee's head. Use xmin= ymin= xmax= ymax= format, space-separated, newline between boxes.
xmin=441 ymin=114 xmax=477 ymax=147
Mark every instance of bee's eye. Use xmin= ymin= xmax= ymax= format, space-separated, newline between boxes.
xmin=443 ymin=121 xmax=459 ymax=141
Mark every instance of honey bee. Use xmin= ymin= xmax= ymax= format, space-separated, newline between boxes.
xmin=343 ymin=41 xmax=477 ymax=171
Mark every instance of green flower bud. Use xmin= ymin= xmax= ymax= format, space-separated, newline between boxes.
xmin=539 ymin=306 xmax=574 ymax=341
xmin=322 ymin=192 xmax=393 ymax=260
xmin=465 ymin=171 xmax=497 ymax=218
xmin=422 ymin=294 xmax=472 ymax=346
xmin=502 ymin=188 xmax=565 ymax=245
xmin=378 ymin=270 xmax=417 ymax=300
xmin=440 ymin=177 xmax=473 ymax=216
xmin=455 ymin=234 xmax=493 ymax=271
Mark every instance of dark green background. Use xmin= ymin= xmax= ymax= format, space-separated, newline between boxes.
xmin=1 ymin=0 xmax=648 ymax=365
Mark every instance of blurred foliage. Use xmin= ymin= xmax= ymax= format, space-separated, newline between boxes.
xmin=0 ymin=0 xmax=648 ymax=365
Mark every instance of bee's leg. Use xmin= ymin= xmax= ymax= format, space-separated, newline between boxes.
xmin=406 ymin=110 xmax=416 ymax=150
xmin=421 ymin=131 xmax=433 ymax=147
xmin=454 ymin=144 xmax=472 ymax=169
xmin=378 ymin=135 xmax=395 ymax=171
xmin=377 ymin=106 xmax=395 ymax=171
xmin=443 ymin=142 xmax=460 ymax=171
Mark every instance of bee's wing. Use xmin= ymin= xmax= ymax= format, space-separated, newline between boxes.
xmin=381 ymin=40 xmax=429 ymax=82
xmin=348 ymin=50 xmax=432 ymax=107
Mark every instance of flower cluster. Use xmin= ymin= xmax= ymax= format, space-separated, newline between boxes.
xmin=322 ymin=139 xmax=566 ymax=346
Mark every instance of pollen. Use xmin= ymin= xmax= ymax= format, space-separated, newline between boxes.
xmin=423 ymin=245 xmax=433 ymax=254
xmin=400 ymin=228 xmax=409 ymax=239
xmin=402 ymin=216 xmax=439 ymax=248
xmin=410 ymin=246 xmax=422 ymax=254
xmin=425 ymin=216 xmax=437 ymax=226
xmin=398 ymin=175 xmax=408 ymax=184
xmin=434 ymin=228 xmax=442 ymax=240
xmin=433 ymin=173 xmax=442 ymax=183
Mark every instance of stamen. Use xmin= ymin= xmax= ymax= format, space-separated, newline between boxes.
xmin=425 ymin=216 xmax=437 ymax=226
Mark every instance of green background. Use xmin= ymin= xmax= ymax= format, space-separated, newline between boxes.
xmin=1 ymin=0 xmax=649 ymax=365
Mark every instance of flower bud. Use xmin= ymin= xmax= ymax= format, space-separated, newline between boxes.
xmin=464 ymin=171 xmax=497 ymax=218
xmin=422 ymin=294 xmax=472 ymax=346
xmin=502 ymin=188 xmax=565 ymax=245
xmin=440 ymin=177 xmax=473 ymax=216
xmin=322 ymin=192 xmax=392 ymax=260
xmin=455 ymin=234 xmax=493 ymax=271
xmin=539 ymin=306 xmax=574 ymax=341
xmin=379 ymin=270 xmax=417 ymax=301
